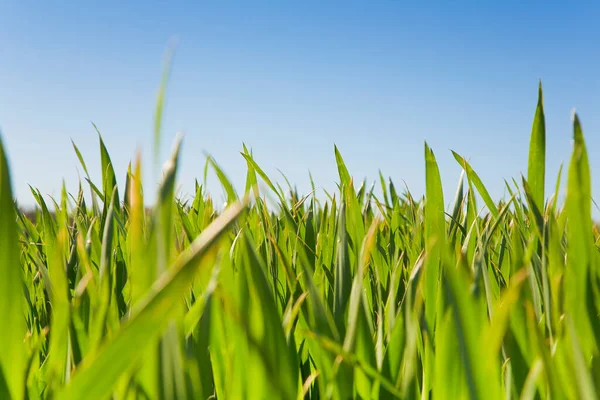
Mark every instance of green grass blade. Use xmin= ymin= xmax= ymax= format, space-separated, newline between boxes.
xmin=567 ymin=316 xmax=598 ymax=399
xmin=424 ymin=142 xmax=445 ymax=330
xmin=452 ymin=151 xmax=499 ymax=218
xmin=208 ymin=155 xmax=238 ymax=204
xmin=45 ymin=226 xmax=71 ymax=391
xmin=343 ymin=218 xmax=378 ymax=398
xmin=94 ymin=126 xmax=119 ymax=212
xmin=239 ymin=232 xmax=300 ymax=399
xmin=442 ymin=255 xmax=502 ymax=400
xmin=56 ymin=200 xmax=246 ymax=400
xmin=564 ymin=113 xmax=597 ymax=360
xmin=334 ymin=145 xmax=351 ymax=186
xmin=242 ymin=144 xmax=259 ymax=198
xmin=527 ymin=82 xmax=546 ymax=210
xmin=154 ymin=42 xmax=175 ymax=168
xmin=241 ymin=152 xmax=285 ymax=203
xmin=128 ymin=151 xmax=150 ymax=306
xmin=0 ymin=135 xmax=26 ymax=400
xmin=333 ymin=199 xmax=351 ymax=334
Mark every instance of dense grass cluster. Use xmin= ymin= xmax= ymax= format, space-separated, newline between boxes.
xmin=1 ymin=84 xmax=599 ymax=399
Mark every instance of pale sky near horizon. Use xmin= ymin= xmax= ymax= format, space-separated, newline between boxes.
xmin=1 ymin=1 xmax=599 ymax=213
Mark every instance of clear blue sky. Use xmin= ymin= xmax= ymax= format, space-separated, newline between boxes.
xmin=1 ymin=1 xmax=599 ymax=212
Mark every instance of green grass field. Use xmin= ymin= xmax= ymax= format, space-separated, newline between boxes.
xmin=1 ymin=83 xmax=599 ymax=399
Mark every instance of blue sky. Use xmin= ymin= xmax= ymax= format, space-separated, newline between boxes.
xmin=1 ymin=1 xmax=599 ymax=212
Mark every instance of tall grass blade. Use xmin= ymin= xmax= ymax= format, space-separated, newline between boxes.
xmin=424 ymin=142 xmax=445 ymax=330
xmin=564 ymin=113 xmax=597 ymax=360
xmin=0 ymin=135 xmax=26 ymax=400
xmin=527 ymin=82 xmax=546 ymax=211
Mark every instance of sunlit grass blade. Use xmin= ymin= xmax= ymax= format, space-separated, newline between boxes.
xmin=208 ymin=155 xmax=238 ymax=204
xmin=342 ymin=217 xmax=378 ymax=398
xmin=94 ymin=126 xmax=120 ymax=213
xmin=128 ymin=150 xmax=149 ymax=306
xmin=527 ymin=81 xmax=546 ymax=211
xmin=424 ymin=142 xmax=445 ymax=330
xmin=334 ymin=145 xmax=351 ymax=186
xmin=564 ymin=113 xmax=597 ymax=360
xmin=442 ymin=253 xmax=502 ymax=400
xmin=45 ymin=226 xmax=71 ymax=392
xmin=448 ymin=170 xmax=465 ymax=242
xmin=237 ymin=232 xmax=300 ymax=398
xmin=566 ymin=316 xmax=598 ymax=399
xmin=154 ymin=136 xmax=188 ymax=399
xmin=242 ymin=144 xmax=259 ymax=198
xmin=452 ymin=151 xmax=499 ymax=218
xmin=302 ymin=329 xmax=403 ymax=398
xmin=72 ymin=139 xmax=101 ymax=214
xmin=0 ymin=134 xmax=26 ymax=400
xmin=241 ymin=152 xmax=285 ymax=203
xmin=333 ymin=199 xmax=351 ymax=334
xmin=56 ymin=200 xmax=246 ymax=400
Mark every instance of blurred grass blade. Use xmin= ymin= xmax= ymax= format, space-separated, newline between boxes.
xmin=155 ymin=136 xmax=186 ymax=400
xmin=45 ymin=226 xmax=71 ymax=391
xmin=241 ymin=152 xmax=285 ymax=202
xmin=154 ymin=42 xmax=176 ymax=167
xmin=0 ymin=135 xmax=26 ymax=400
xmin=208 ymin=155 xmax=238 ymax=204
xmin=128 ymin=150 xmax=149 ymax=306
xmin=57 ymin=200 xmax=247 ymax=400
xmin=567 ymin=316 xmax=598 ymax=399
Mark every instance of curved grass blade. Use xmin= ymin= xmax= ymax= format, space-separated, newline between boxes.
xmin=302 ymin=328 xmax=402 ymax=398
xmin=56 ymin=200 xmax=247 ymax=400
xmin=334 ymin=145 xmax=351 ymax=186
xmin=208 ymin=155 xmax=238 ymax=204
xmin=241 ymin=152 xmax=285 ymax=203
xmin=94 ymin=126 xmax=119 ymax=212
xmin=452 ymin=151 xmax=499 ymax=218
